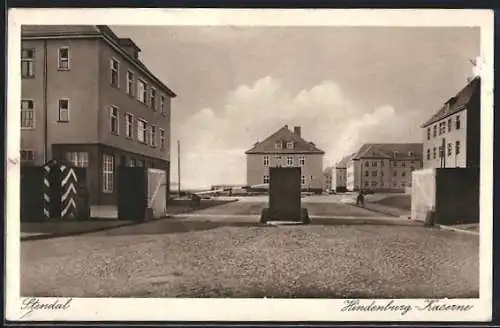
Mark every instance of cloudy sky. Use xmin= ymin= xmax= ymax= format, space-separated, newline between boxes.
xmin=111 ymin=26 xmax=479 ymax=189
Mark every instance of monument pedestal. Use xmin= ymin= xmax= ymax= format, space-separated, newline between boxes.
xmin=259 ymin=167 xmax=310 ymax=225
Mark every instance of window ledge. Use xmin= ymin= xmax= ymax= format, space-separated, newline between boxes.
xmin=57 ymin=68 xmax=70 ymax=71
xmin=57 ymin=120 xmax=70 ymax=123
xmin=22 ymin=75 xmax=35 ymax=79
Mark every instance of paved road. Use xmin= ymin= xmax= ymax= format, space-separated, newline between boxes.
xmin=20 ymin=196 xmax=479 ymax=298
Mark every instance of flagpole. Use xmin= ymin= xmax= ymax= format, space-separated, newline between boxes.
xmin=177 ymin=140 xmax=181 ymax=197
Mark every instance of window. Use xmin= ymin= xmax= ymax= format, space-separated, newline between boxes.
xmin=364 ymin=181 xmax=369 ymax=187
xmin=58 ymin=99 xmax=69 ymax=122
xmin=401 ymin=182 xmax=406 ymax=188
xmin=439 ymin=146 xmax=444 ymax=158
xmin=433 ymin=147 xmax=436 ymax=159
xmin=130 ymin=158 xmax=136 ymax=167
xmin=126 ymin=71 xmax=134 ymax=96
xmin=102 ymin=154 xmax=114 ymax=193
xmin=286 ymin=142 xmax=294 ymax=149
xmin=299 ymin=156 xmax=305 ymax=166
xmin=160 ymin=128 xmax=166 ymax=150
xmin=21 ymin=150 xmax=35 ymax=162
xmin=448 ymin=118 xmax=452 ymax=132
xmin=392 ymin=161 xmax=397 ymax=167
xmin=21 ymin=100 xmax=34 ymax=128
xmin=264 ymin=175 xmax=269 ymax=184
xmin=125 ymin=113 xmax=134 ymax=139
xmin=301 ymin=176 xmax=305 ymax=185
xmin=58 ymin=47 xmax=70 ymax=70
xmin=402 ymin=161 xmax=406 ymax=167
xmin=456 ymin=141 xmax=461 ymax=155
xmin=263 ymin=156 xmax=269 ymax=167
xmin=137 ymin=119 xmax=147 ymax=143
xmin=456 ymin=115 xmax=461 ymax=129
xmin=408 ymin=151 xmax=414 ymax=156
xmin=402 ymin=172 xmax=406 ymax=177
xmin=110 ymin=58 xmax=120 ymax=88
xmin=393 ymin=182 xmax=397 ymax=187
xmin=286 ymin=156 xmax=293 ymax=166
xmin=447 ymin=143 xmax=452 ymax=156
xmin=439 ymin=122 xmax=446 ymax=135
xmin=427 ymin=128 xmax=430 ymax=140
xmin=151 ymin=88 xmax=157 ymax=110
xmin=275 ymin=141 xmax=282 ymax=150
xmin=110 ymin=106 xmax=119 ymax=134
xmin=365 ymin=171 xmax=369 ymax=177
xmin=137 ymin=79 xmax=146 ymax=103
xmin=21 ymin=49 xmax=34 ymax=77
xmin=381 ymin=161 xmax=384 ymax=167
xmin=160 ymin=96 xmax=166 ymax=115
xmin=433 ymin=125 xmax=437 ymax=137
xmin=275 ymin=156 xmax=281 ymax=167
xmin=150 ymin=125 xmax=157 ymax=147
xmin=137 ymin=160 xmax=145 ymax=167
xmin=371 ymin=181 xmax=377 ymax=187
xmin=66 ymin=152 xmax=88 ymax=167
xmin=381 ymin=171 xmax=384 ymax=176
xmin=372 ymin=171 xmax=377 ymax=177
xmin=365 ymin=162 xmax=369 ymax=167
xmin=393 ymin=171 xmax=397 ymax=177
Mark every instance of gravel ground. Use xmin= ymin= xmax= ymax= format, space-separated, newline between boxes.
xmin=21 ymin=223 xmax=478 ymax=298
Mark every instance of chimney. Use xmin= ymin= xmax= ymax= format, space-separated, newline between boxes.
xmin=294 ymin=126 xmax=301 ymax=137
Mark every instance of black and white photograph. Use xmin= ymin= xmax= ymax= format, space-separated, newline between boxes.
xmin=5 ymin=8 xmax=493 ymax=322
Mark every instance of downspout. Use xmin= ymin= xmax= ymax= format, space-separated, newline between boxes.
xmin=43 ymin=40 xmax=48 ymax=163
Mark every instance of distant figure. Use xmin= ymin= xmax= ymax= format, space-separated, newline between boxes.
xmin=356 ymin=190 xmax=365 ymax=206
xmin=191 ymin=193 xmax=201 ymax=208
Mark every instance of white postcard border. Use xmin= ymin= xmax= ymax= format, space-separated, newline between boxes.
xmin=5 ymin=8 xmax=494 ymax=322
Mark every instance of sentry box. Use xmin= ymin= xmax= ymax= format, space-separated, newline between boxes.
xmin=260 ymin=167 xmax=310 ymax=224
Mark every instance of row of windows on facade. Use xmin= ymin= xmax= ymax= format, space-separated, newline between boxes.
xmin=263 ymin=175 xmax=314 ymax=185
xmin=20 ymin=100 xmax=167 ymax=150
xmin=363 ymin=160 xmax=419 ymax=168
xmin=68 ymin=152 xmax=155 ymax=194
xmin=364 ymin=169 xmax=414 ymax=177
xmin=21 ymin=48 xmax=169 ymax=115
xmin=426 ymin=115 xmax=461 ymax=140
xmin=263 ymin=155 xmax=305 ymax=167
xmin=363 ymin=180 xmax=410 ymax=188
xmin=275 ymin=141 xmax=296 ymax=150
xmin=426 ymin=141 xmax=461 ymax=160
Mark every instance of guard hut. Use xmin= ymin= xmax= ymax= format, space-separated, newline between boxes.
xmin=260 ymin=167 xmax=309 ymax=224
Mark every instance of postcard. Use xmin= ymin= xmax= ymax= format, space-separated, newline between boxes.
xmin=6 ymin=8 xmax=494 ymax=322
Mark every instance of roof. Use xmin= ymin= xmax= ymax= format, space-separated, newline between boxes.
xmin=21 ymin=25 xmax=176 ymax=97
xmin=245 ymin=125 xmax=325 ymax=154
xmin=421 ymin=76 xmax=480 ymax=128
xmin=351 ymin=143 xmax=423 ymax=160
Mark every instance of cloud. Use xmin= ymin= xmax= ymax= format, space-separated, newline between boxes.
xmin=172 ymin=76 xmax=418 ymax=189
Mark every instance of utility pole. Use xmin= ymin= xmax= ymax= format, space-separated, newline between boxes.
xmin=177 ymin=140 xmax=181 ymax=197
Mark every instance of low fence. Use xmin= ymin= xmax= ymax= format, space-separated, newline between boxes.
xmin=411 ymin=167 xmax=479 ymax=225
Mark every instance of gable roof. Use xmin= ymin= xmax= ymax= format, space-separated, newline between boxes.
xmin=21 ymin=25 xmax=176 ymax=97
xmin=351 ymin=143 xmax=423 ymax=160
xmin=421 ymin=76 xmax=480 ymax=128
xmin=245 ymin=125 xmax=325 ymax=154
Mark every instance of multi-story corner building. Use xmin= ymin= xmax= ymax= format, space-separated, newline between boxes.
xmin=345 ymin=143 xmax=423 ymax=192
xmin=322 ymin=166 xmax=333 ymax=191
xmin=245 ymin=125 xmax=325 ymax=192
xmin=333 ymin=154 xmax=353 ymax=192
xmin=20 ymin=25 xmax=176 ymax=205
xmin=421 ymin=76 xmax=480 ymax=169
